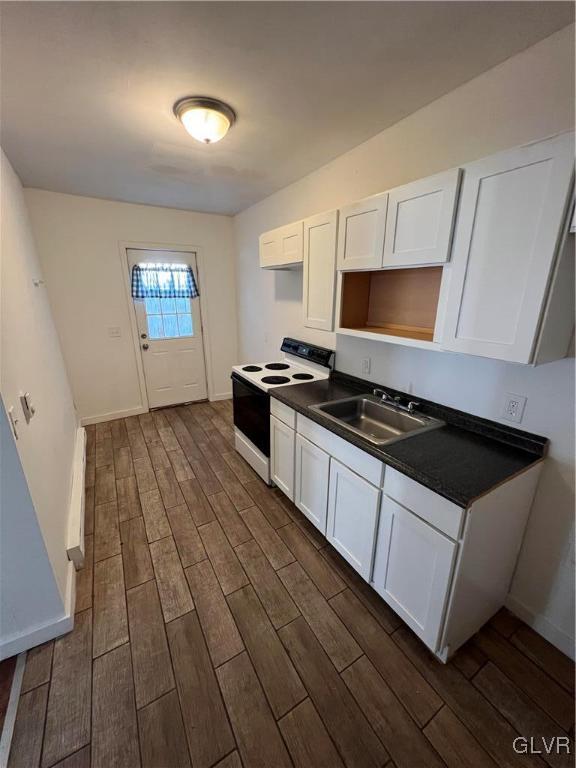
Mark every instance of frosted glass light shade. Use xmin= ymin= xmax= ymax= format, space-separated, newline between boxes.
xmin=174 ymin=97 xmax=236 ymax=144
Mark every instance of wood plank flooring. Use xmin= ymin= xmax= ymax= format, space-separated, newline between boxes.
xmin=8 ymin=399 xmax=575 ymax=768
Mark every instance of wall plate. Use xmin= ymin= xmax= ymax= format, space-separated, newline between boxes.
xmin=501 ymin=392 xmax=527 ymax=423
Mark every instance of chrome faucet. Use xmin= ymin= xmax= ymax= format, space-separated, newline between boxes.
xmin=373 ymin=388 xmax=420 ymax=414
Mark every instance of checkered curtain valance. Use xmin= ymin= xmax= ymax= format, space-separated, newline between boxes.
xmin=131 ymin=263 xmax=199 ymax=299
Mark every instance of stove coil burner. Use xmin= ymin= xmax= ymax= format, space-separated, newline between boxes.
xmin=292 ymin=373 xmax=314 ymax=380
xmin=265 ymin=363 xmax=290 ymax=370
xmin=242 ymin=365 xmax=262 ymax=372
xmin=261 ymin=375 xmax=290 ymax=385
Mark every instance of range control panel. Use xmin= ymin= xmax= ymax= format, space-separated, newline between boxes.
xmin=281 ymin=337 xmax=334 ymax=369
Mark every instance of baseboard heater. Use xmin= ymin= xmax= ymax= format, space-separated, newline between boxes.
xmin=66 ymin=426 xmax=86 ymax=569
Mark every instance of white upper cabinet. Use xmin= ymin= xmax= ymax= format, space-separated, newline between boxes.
xmin=259 ymin=221 xmax=304 ymax=269
xmin=303 ymin=210 xmax=338 ymax=331
xmin=382 ymin=169 xmax=461 ymax=268
xmin=442 ymin=133 xmax=575 ymax=364
xmin=337 ymin=192 xmax=388 ymax=271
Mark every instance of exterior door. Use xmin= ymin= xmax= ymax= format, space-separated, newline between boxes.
xmin=128 ymin=248 xmax=207 ymax=408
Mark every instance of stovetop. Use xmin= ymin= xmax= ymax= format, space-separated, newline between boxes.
xmin=232 ymin=359 xmax=328 ymax=391
xmin=232 ymin=337 xmax=334 ymax=392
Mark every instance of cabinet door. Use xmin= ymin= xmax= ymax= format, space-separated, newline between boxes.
xmin=383 ymin=169 xmax=461 ymax=267
xmin=372 ymin=495 xmax=456 ymax=651
xmin=278 ymin=221 xmax=304 ymax=266
xmin=442 ymin=133 xmax=574 ymax=363
xmin=303 ymin=210 xmax=338 ymax=331
xmin=270 ymin=415 xmax=295 ymax=500
xmin=326 ymin=459 xmax=380 ymax=579
xmin=337 ymin=193 xmax=388 ymax=271
xmin=294 ymin=434 xmax=330 ymax=533
xmin=259 ymin=229 xmax=280 ymax=268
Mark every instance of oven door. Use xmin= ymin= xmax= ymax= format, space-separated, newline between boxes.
xmin=232 ymin=373 xmax=270 ymax=457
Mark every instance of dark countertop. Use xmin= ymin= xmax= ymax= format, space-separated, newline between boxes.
xmin=270 ymin=375 xmax=547 ymax=508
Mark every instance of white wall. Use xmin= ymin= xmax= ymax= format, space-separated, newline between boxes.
xmin=0 ymin=401 xmax=66 ymax=658
xmin=1 ymin=149 xmax=77 ymax=652
xmin=25 ymin=190 xmax=237 ymax=422
xmin=234 ymin=26 xmax=575 ymax=654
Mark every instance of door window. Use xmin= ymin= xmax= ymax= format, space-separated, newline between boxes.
xmin=144 ymin=296 xmax=194 ymax=339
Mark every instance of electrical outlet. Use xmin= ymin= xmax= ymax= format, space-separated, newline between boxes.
xmin=361 ymin=357 xmax=371 ymax=375
xmin=108 ymin=326 xmax=121 ymax=338
xmin=501 ymin=392 xmax=527 ymax=423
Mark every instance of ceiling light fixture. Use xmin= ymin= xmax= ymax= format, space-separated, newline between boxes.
xmin=173 ymin=96 xmax=236 ymax=144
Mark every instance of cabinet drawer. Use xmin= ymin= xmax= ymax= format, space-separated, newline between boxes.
xmin=383 ymin=466 xmax=464 ymax=539
xmin=271 ymin=398 xmax=296 ymax=429
xmin=297 ymin=413 xmax=384 ymax=487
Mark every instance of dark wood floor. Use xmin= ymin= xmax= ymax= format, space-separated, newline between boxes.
xmin=7 ymin=400 xmax=575 ymax=768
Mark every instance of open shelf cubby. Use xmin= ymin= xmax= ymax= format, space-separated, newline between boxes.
xmin=339 ymin=266 xmax=443 ymax=342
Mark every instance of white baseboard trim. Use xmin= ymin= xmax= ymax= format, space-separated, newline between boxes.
xmin=0 ymin=651 xmax=26 ymax=768
xmin=0 ymin=562 xmax=76 ymax=660
xmin=80 ymin=396 xmax=231 ymax=423
xmin=505 ymin=594 xmax=575 ymax=660
xmin=209 ymin=391 xmax=232 ymax=402
xmin=80 ymin=405 xmax=147 ymax=426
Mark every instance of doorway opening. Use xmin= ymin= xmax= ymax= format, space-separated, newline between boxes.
xmin=127 ymin=248 xmax=208 ymax=408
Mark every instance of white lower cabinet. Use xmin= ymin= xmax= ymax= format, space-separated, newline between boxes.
xmin=294 ymin=434 xmax=330 ymax=533
xmin=372 ymin=494 xmax=457 ymax=650
xmin=270 ymin=415 xmax=295 ymax=500
xmin=326 ymin=459 xmax=380 ymax=579
xmin=270 ymin=404 xmax=540 ymax=661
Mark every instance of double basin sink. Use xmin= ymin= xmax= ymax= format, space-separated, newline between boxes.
xmin=309 ymin=394 xmax=444 ymax=447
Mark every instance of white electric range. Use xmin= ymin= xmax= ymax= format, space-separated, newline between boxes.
xmin=231 ymin=338 xmax=334 ymax=483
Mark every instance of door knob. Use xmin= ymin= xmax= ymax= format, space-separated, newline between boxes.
xmin=142 ymin=343 xmax=149 ymax=351
xmin=140 ymin=333 xmax=147 ymax=339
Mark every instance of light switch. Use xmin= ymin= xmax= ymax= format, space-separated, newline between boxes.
xmin=108 ymin=326 xmax=122 ymax=338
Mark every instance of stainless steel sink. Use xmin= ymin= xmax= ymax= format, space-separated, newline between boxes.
xmin=309 ymin=394 xmax=444 ymax=446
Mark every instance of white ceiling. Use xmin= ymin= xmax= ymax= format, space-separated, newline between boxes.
xmin=1 ymin=2 xmax=573 ymax=215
